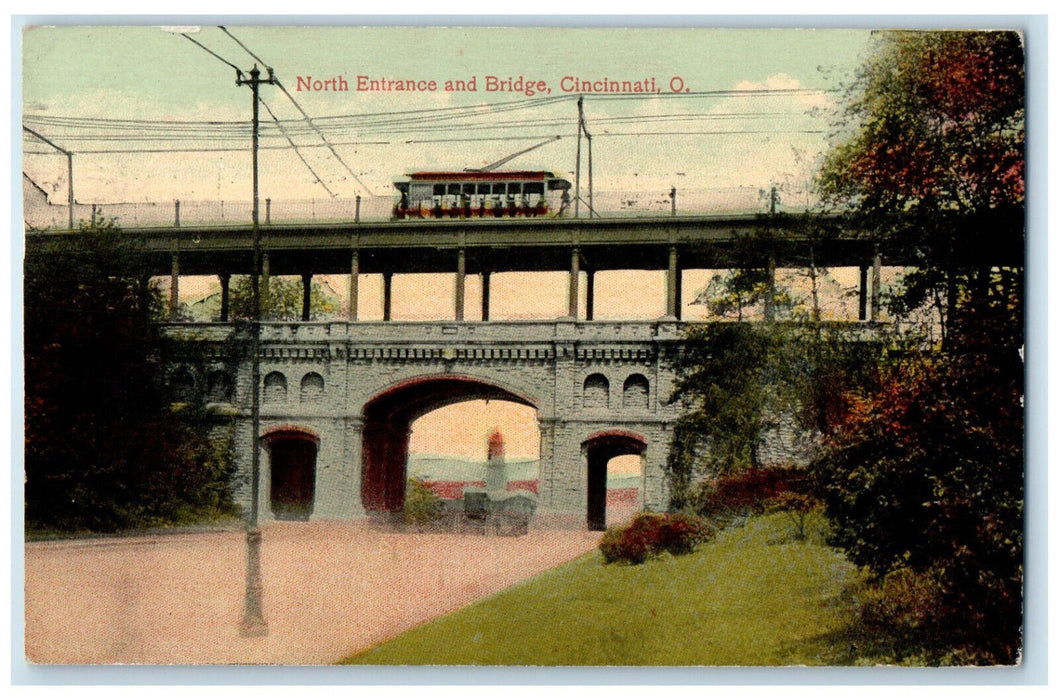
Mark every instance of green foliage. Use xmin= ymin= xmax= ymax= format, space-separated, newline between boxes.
xmin=820 ymin=31 xmax=1024 ymax=217
xmin=403 ymin=478 xmax=444 ymax=527
xmin=763 ymin=491 xmax=823 ymax=542
xmin=812 ymin=341 xmax=1023 ymax=664
xmin=856 ymin=567 xmax=946 ymax=645
xmin=819 ymin=31 xmax=1025 ymax=341
xmin=599 ymin=512 xmax=712 ymax=565
xmin=228 ymin=275 xmax=339 ymax=321
xmin=665 ymin=321 xmax=879 ymax=509
xmin=692 ymin=466 xmax=808 ymax=522
xmin=24 ymin=212 xmax=239 ymax=533
xmin=810 ymin=31 xmax=1025 ymax=664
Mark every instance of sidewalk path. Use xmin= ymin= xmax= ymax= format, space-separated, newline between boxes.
xmin=24 ymin=521 xmax=601 ymax=665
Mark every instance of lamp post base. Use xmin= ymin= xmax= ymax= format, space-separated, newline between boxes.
xmin=239 ymin=527 xmax=268 ymax=637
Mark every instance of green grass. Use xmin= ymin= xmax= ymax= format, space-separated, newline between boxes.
xmin=342 ymin=513 xmax=873 ymax=666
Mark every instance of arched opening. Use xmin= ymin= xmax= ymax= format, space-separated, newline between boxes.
xmin=300 ymin=372 xmax=325 ymax=403
xmin=583 ymin=430 xmax=647 ymax=531
xmin=583 ymin=373 xmax=609 ymax=409
xmin=206 ymin=370 xmax=233 ymax=403
xmin=264 ymin=371 xmax=287 ymax=404
xmin=170 ymin=367 xmax=195 ymax=402
xmin=264 ymin=426 xmax=319 ymax=521
xmin=622 ymin=374 xmax=650 ymax=409
xmin=408 ymin=400 xmax=540 ymax=502
xmin=361 ymin=375 xmax=537 ymax=512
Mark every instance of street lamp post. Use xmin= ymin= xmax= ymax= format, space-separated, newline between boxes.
xmin=238 ymin=63 xmax=275 ymax=638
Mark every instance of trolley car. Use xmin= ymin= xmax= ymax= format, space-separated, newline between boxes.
xmin=393 ymin=170 xmax=572 ymax=220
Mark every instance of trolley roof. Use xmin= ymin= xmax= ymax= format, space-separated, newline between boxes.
xmin=404 ymin=170 xmax=562 ymax=181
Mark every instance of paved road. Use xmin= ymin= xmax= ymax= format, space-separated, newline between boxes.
xmin=24 ymin=520 xmax=601 ymax=665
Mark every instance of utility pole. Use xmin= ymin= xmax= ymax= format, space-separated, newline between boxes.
xmin=574 ymin=96 xmax=596 ymax=218
xmin=237 ymin=63 xmax=275 ymax=638
xmin=574 ymin=96 xmax=583 ymax=219
xmin=23 ymin=126 xmax=74 ymax=229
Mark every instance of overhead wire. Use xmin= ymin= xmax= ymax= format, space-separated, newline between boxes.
xmin=24 ymin=36 xmax=837 ymax=189
xmin=258 ymin=96 xmax=338 ymax=197
xmin=179 ymin=33 xmax=245 ymax=76
xmin=22 ymin=106 xmax=817 ymax=144
xmin=218 ymin=25 xmax=376 ymax=196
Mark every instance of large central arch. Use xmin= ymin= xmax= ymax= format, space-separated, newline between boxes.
xmin=361 ymin=374 xmax=538 ymax=512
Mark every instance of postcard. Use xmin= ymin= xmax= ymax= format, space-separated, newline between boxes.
xmin=20 ymin=23 xmax=1030 ymax=672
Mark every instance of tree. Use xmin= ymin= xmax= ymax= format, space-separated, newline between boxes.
xmin=812 ymin=31 xmax=1025 ymax=664
xmin=819 ymin=30 xmax=1024 ymax=340
xmin=228 ymin=275 xmax=339 ymax=321
xmin=666 ymin=320 xmax=877 ymax=510
xmin=24 ymin=214 xmax=238 ymax=532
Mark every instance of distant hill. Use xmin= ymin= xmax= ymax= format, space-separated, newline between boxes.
xmin=408 ymin=454 xmax=640 ymax=489
xmin=408 ymin=454 xmax=539 ymax=482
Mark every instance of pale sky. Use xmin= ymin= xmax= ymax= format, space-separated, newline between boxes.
xmin=21 ymin=25 xmax=878 ymax=462
xmin=22 ymin=26 xmax=874 ymax=204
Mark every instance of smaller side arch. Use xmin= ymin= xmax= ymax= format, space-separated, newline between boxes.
xmin=206 ymin=370 xmax=233 ymax=403
xmin=262 ymin=426 xmax=319 ymax=521
xmin=300 ymin=372 xmax=325 ymax=403
xmin=264 ymin=371 xmax=287 ymax=404
xmin=583 ymin=373 xmax=610 ymax=409
xmin=170 ymin=366 xmax=195 ymax=402
xmin=622 ymin=374 xmax=650 ymax=410
xmin=582 ymin=430 xmax=648 ymax=531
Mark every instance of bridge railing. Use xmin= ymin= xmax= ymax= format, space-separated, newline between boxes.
xmin=25 ymin=186 xmax=819 ymax=231
xmin=158 ymin=318 xmax=686 ymax=344
xmin=157 ymin=318 xmax=907 ymax=349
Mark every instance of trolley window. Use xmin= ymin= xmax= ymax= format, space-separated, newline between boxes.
xmin=524 ymin=182 xmax=544 ymax=195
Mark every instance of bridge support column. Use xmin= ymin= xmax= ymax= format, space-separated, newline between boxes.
xmin=301 ymin=273 xmax=312 ymax=321
xmin=568 ymin=248 xmax=580 ymax=319
xmin=455 ymin=247 xmax=466 ymax=321
xmin=481 ymin=270 xmax=491 ymax=321
xmin=138 ymin=275 xmax=151 ymax=315
xmin=382 ymin=272 xmax=393 ymax=322
xmin=871 ymin=250 xmax=882 ymax=322
xmin=348 ymin=250 xmax=359 ymax=321
xmin=665 ymin=245 xmax=682 ymax=320
xmin=585 ymin=268 xmax=595 ymax=321
xmin=261 ymin=252 xmax=271 ymax=316
xmin=858 ymin=265 xmax=869 ymax=321
xmin=169 ymin=252 xmax=180 ymax=320
xmin=219 ymin=273 xmax=231 ymax=322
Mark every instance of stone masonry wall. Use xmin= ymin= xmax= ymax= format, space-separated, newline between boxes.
xmin=166 ymin=320 xmax=684 ymax=528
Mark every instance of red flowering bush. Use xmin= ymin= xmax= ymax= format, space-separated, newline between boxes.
xmin=599 ymin=512 xmax=713 ymax=564
xmin=693 ymin=466 xmax=810 ymax=525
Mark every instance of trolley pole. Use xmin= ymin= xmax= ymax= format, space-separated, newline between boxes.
xmin=237 ymin=63 xmax=275 ymax=638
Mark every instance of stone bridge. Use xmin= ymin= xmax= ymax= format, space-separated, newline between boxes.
xmin=163 ymin=318 xmax=684 ymax=529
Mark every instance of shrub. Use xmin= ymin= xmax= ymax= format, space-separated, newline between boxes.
xmin=692 ymin=466 xmax=809 ymax=525
xmin=599 ymin=512 xmax=713 ymax=564
xmin=858 ymin=567 xmax=946 ymax=636
xmin=403 ymin=478 xmax=444 ymax=527
xmin=763 ymin=491 xmax=823 ymax=541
